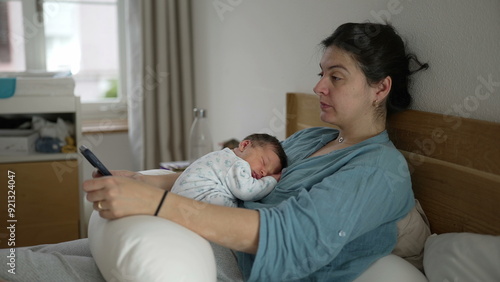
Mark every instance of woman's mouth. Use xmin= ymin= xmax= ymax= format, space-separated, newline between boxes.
xmin=320 ymin=102 xmax=331 ymax=110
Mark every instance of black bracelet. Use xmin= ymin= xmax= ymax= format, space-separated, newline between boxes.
xmin=154 ymin=190 xmax=168 ymax=216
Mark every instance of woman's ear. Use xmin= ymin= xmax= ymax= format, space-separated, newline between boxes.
xmin=375 ymin=76 xmax=392 ymax=102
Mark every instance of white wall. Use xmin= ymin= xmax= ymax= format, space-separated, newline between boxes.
xmin=192 ymin=0 xmax=500 ymax=144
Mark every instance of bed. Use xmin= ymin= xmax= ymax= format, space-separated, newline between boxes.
xmin=89 ymin=92 xmax=500 ymax=282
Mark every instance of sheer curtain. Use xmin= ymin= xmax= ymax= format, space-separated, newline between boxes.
xmin=125 ymin=0 xmax=194 ymax=170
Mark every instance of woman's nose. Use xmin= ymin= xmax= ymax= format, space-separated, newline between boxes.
xmin=313 ymin=78 xmax=329 ymax=96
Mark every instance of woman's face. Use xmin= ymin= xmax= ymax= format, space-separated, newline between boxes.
xmin=313 ymin=46 xmax=377 ymax=128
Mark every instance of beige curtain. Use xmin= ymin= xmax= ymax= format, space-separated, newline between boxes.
xmin=126 ymin=0 xmax=194 ymax=170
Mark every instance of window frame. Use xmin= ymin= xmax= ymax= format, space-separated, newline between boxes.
xmin=0 ymin=0 xmax=128 ymax=122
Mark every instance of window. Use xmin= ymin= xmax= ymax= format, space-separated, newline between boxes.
xmin=0 ymin=0 xmax=127 ymax=121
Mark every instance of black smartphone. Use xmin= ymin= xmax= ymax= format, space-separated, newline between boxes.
xmin=79 ymin=145 xmax=112 ymax=176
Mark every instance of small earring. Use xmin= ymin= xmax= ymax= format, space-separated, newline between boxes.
xmin=372 ymin=100 xmax=378 ymax=107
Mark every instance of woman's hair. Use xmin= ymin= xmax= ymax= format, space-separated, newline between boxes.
xmin=321 ymin=22 xmax=429 ymax=115
xmin=244 ymin=133 xmax=287 ymax=169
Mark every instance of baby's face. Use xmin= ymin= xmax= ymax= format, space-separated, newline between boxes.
xmin=240 ymin=144 xmax=282 ymax=179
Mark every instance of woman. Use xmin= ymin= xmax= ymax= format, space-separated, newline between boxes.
xmin=0 ymin=22 xmax=428 ymax=281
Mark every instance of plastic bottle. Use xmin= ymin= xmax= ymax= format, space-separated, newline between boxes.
xmin=188 ymin=108 xmax=213 ymax=163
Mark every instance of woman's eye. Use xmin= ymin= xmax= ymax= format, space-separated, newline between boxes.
xmin=317 ymin=73 xmax=323 ymax=77
xmin=331 ymin=76 xmax=341 ymax=81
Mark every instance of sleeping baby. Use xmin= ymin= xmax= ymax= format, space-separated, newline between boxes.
xmin=171 ymin=133 xmax=287 ymax=207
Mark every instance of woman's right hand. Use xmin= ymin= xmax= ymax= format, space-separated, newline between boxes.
xmin=84 ymin=175 xmax=164 ymax=219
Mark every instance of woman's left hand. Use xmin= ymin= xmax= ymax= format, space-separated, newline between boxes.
xmin=83 ymin=176 xmax=164 ymax=219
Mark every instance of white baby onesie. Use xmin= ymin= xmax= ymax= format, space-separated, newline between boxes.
xmin=171 ymin=148 xmax=277 ymax=207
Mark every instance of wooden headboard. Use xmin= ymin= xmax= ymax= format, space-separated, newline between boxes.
xmin=286 ymin=92 xmax=500 ymax=235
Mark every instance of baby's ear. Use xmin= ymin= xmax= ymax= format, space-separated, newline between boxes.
xmin=238 ymin=140 xmax=251 ymax=151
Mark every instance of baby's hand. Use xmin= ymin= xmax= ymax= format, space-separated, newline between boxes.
xmin=270 ymin=172 xmax=282 ymax=182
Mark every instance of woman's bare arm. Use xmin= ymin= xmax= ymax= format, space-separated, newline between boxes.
xmin=135 ymin=172 xmax=181 ymax=191
xmin=94 ymin=170 xmax=181 ymax=191
xmin=159 ymin=192 xmax=260 ymax=254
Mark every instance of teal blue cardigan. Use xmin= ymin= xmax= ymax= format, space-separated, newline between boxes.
xmin=238 ymin=127 xmax=414 ymax=281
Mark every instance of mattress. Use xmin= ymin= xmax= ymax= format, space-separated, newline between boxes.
xmin=0 ymin=71 xmax=75 ymax=98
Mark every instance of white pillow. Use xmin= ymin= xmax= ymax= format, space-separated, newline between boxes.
xmin=354 ymin=254 xmax=428 ymax=282
xmin=88 ymin=212 xmax=216 ymax=282
xmin=424 ymin=233 xmax=500 ymax=282
xmin=88 ymin=167 xmax=216 ymax=282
